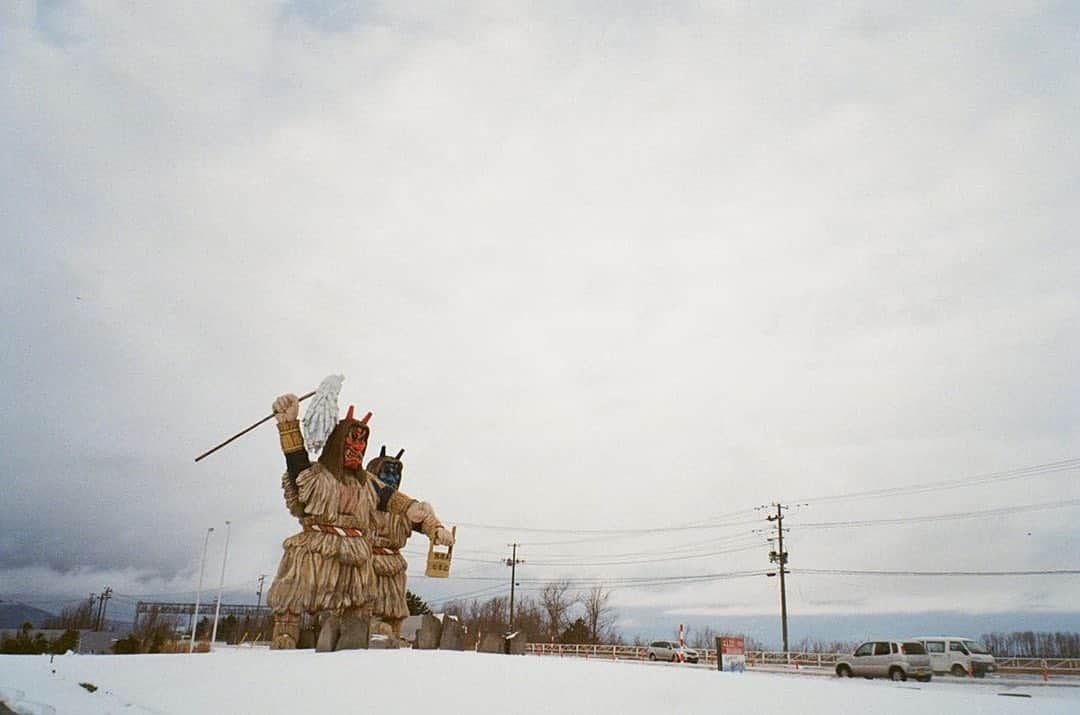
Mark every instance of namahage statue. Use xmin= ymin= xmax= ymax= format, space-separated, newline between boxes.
xmin=265 ymin=390 xmax=453 ymax=651
xmin=365 ymin=446 xmax=413 ymax=638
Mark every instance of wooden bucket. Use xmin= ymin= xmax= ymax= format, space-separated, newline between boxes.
xmin=425 ymin=526 xmax=456 ymax=578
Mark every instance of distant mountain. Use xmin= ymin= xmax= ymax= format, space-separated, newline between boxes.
xmin=0 ymin=603 xmax=55 ymax=629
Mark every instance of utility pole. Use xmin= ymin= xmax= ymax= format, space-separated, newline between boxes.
xmin=766 ymin=503 xmax=790 ymax=653
xmin=94 ymin=590 xmax=104 ymax=630
xmin=505 ymin=543 xmax=524 ymax=633
xmin=256 ymin=574 xmax=267 ymax=610
xmin=86 ymin=594 xmax=97 ymax=630
xmin=98 ymin=587 xmax=113 ymax=631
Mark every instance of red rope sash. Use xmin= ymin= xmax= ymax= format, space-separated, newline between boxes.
xmin=303 ymin=524 xmax=365 ymax=537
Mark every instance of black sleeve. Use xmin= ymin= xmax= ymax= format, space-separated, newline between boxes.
xmin=285 ymin=450 xmax=311 ymax=490
xmin=375 ymin=483 xmax=395 ymax=512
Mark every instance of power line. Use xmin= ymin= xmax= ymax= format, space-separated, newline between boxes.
xmin=421 ymin=565 xmax=1080 ymax=590
xmin=410 ymin=541 xmax=761 ymax=569
xmin=512 ymin=521 xmax=764 ymax=548
xmin=509 ymin=571 xmax=770 ymax=590
xmin=516 ymin=531 xmax=764 ymax=559
xmin=399 ymin=550 xmax=514 ymax=565
xmin=427 ymin=569 xmax=772 ymax=585
xmin=456 ymin=513 xmax=761 ymax=537
xmin=794 ymin=457 xmax=1080 ymax=506
xmin=524 ymin=542 xmax=765 ymax=567
xmin=456 ymin=457 xmax=1080 ymax=542
xmin=793 ymin=497 xmax=1080 ymax=530
xmin=431 ymin=583 xmax=508 ymax=603
xmin=795 ymin=568 xmax=1080 ymax=577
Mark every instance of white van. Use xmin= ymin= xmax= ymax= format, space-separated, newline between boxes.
xmin=913 ymin=636 xmax=996 ymax=677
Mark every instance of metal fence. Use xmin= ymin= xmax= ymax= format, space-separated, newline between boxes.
xmin=526 ymin=644 xmax=846 ymax=668
xmin=993 ymin=656 xmax=1080 ymax=674
xmin=524 ymin=643 xmax=1080 ymax=675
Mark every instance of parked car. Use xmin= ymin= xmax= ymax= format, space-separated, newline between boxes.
xmin=913 ymin=636 xmax=996 ymax=677
xmin=646 ymin=640 xmax=699 ymax=663
xmin=835 ymin=640 xmax=932 ymax=682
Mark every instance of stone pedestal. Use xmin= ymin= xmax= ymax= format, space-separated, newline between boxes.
xmin=335 ymin=614 xmax=370 ymax=650
xmin=315 ymin=615 xmax=340 ymax=652
xmin=415 ymin=614 xmax=443 ymax=650
xmin=478 ymin=632 xmax=505 ymax=654
xmin=505 ymin=631 xmax=526 ymax=655
xmin=369 ymin=634 xmax=399 ymax=649
xmin=439 ymin=619 xmax=466 ymax=651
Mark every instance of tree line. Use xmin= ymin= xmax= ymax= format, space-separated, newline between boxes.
xmin=1 ymin=623 xmax=80 ymax=655
xmin=980 ymin=631 xmax=1080 ymax=658
xmin=441 ymin=581 xmax=619 ymax=648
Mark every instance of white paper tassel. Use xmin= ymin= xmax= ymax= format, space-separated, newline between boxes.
xmin=302 ymin=374 xmax=345 ymax=456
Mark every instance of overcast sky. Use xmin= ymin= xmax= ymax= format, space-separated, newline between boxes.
xmin=3 ymin=1 xmax=1079 ymax=633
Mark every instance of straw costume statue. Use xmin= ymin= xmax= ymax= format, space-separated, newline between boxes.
xmin=265 ymin=378 xmax=453 ymax=651
xmin=364 ymin=446 xmax=422 ymax=638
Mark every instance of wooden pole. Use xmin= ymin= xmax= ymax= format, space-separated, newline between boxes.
xmin=194 ymin=390 xmax=316 ymax=462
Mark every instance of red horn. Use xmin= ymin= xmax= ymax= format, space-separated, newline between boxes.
xmin=345 ymin=405 xmax=355 ymax=421
xmin=359 ymin=411 xmax=372 ymax=426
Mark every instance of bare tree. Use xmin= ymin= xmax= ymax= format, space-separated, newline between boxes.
xmin=744 ymin=635 xmax=768 ymax=651
xmin=981 ymin=631 xmax=1080 ymax=658
xmin=443 ymin=594 xmax=547 ymax=648
xmin=793 ymin=636 xmax=856 ymax=654
xmin=691 ymin=626 xmax=717 ymax=650
xmin=511 ymin=595 xmax=545 ymax=639
xmin=581 ymin=584 xmax=617 ymax=643
xmin=43 ymin=598 xmax=96 ymax=630
xmin=540 ymin=579 xmax=577 ymax=642
xmin=131 ymin=605 xmax=179 ymax=653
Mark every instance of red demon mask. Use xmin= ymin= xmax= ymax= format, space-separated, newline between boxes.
xmin=342 ymin=405 xmax=371 ymax=470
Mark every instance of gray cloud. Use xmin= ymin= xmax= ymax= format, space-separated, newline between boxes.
xmin=2 ymin=1 xmax=1078 ymax=619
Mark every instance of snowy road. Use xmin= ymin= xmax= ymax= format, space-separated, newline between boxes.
xmin=653 ymin=659 xmax=1080 ymax=688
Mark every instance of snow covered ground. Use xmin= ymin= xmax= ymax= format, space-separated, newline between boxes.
xmin=2 ymin=648 xmax=1078 ymax=714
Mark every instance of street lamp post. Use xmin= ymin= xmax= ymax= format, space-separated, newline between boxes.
xmin=190 ymin=527 xmax=214 ymax=653
xmin=210 ymin=520 xmax=232 ymax=649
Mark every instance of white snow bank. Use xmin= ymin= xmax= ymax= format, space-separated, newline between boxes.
xmin=2 ymin=648 xmax=1077 ymax=714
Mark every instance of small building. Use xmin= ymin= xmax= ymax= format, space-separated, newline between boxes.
xmin=77 ymin=631 xmax=118 ymax=654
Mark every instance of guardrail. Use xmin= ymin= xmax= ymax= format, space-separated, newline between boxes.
xmin=528 ymin=643 xmax=654 ymax=661
xmin=525 ymin=644 xmax=835 ymax=667
xmin=993 ymin=657 xmax=1080 ymax=675
xmin=524 ymin=644 xmax=1080 ymax=675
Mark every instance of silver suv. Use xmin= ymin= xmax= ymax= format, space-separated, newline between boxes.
xmin=836 ymin=640 xmax=932 ymax=682
xmin=646 ymin=640 xmax=699 ymax=663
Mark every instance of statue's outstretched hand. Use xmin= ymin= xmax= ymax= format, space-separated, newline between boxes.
xmin=433 ymin=526 xmax=455 ymax=547
xmin=272 ymin=393 xmax=300 ymax=423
